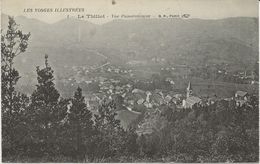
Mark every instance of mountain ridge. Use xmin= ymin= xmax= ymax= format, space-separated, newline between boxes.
xmin=1 ymin=14 xmax=258 ymax=75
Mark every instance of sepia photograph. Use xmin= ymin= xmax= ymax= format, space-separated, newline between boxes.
xmin=1 ymin=0 xmax=259 ymax=162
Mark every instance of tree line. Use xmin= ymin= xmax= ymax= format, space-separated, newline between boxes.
xmin=2 ymin=17 xmax=259 ymax=162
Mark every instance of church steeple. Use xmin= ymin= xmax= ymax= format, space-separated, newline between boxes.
xmin=187 ymin=81 xmax=192 ymax=98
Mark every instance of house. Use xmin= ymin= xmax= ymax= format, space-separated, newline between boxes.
xmin=171 ymin=97 xmax=179 ymax=105
xmin=154 ymin=89 xmax=164 ymax=97
xmin=137 ymin=98 xmax=145 ymax=105
xmin=132 ymin=88 xmax=146 ymax=94
xmin=126 ymin=84 xmax=132 ymax=88
xmin=150 ymin=93 xmax=164 ymax=106
xmin=114 ymin=68 xmax=120 ymax=73
xmin=144 ymin=101 xmax=153 ymax=108
xmin=165 ymin=77 xmax=175 ymax=85
xmin=236 ymin=99 xmax=247 ymax=107
xmin=173 ymin=93 xmax=183 ymax=99
xmin=234 ymin=91 xmax=249 ymax=107
xmin=235 ymin=91 xmax=248 ymax=100
xmin=183 ymin=96 xmax=202 ymax=108
xmin=207 ymin=96 xmax=219 ymax=105
xmin=251 ymin=80 xmax=259 ymax=85
xmin=164 ymin=95 xmax=173 ymax=104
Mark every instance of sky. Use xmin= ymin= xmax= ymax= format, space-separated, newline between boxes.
xmin=1 ymin=0 xmax=258 ymax=24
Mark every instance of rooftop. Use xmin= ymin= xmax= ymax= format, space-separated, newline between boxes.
xmin=186 ymin=96 xmax=201 ymax=105
xmin=235 ymin=91 xmax=248 ymax=97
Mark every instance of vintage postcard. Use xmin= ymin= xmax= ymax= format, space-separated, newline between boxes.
xmin=1 ymin=0 xmax=259 ymax=163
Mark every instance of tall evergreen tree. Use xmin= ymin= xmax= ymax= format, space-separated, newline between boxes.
xmin=29 ymin=55 xmax=65 ymax=155
xmin=92 ymin=99 xmax=126 ymax=160
xmin=31 ymin=55 xmax=60 ymax=106
xmin=1 ymin=16 xmax=30 ymax=154
xmin=67 ymin=87 xmax=93 ymax=160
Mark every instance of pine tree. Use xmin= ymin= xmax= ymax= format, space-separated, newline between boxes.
xmin=1 ymin=16 xmax=30 ymax=153
xmin=29 ymin=55 xmax=65 ymax=155
xmin=92 ymin=99 xmax=125 ymax=160
xmin=31 ymin=55 xmax=60 ymax=106
xmin=68 ymin=87 xmax=93 ymax=160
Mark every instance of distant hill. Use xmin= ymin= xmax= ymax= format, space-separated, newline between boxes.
xmin=1 ymin=13 xmax=258 ymax=76
xmin=96 ymin=18 xmax=258 ymax=66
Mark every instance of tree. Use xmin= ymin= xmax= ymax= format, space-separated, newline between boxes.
xmin=29 ymin=55 xmax=65 ymax=156
xmin=1 ymin=16 xmax=30 ymax=154
xmin=112 ymin=94 xmax=124 ymax=111
xmin=67 ymin=87 xmax=93 ymax=160
xmin=124 ymin=127 xmax=139 ymax=156
xmin=91 ymin=99 xmax=126 ymax=160
xmin=31 ymin=55 xmax=60 ymax=106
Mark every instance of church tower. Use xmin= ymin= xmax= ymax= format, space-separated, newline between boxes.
xmin=186 ymin=81 xmax=192 ymax=98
